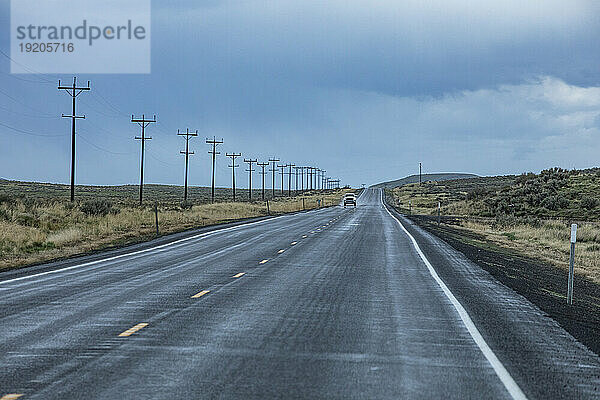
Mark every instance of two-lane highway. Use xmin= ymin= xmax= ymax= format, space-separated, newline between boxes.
xmin=1 ymin=189 xmax=600 ymax=399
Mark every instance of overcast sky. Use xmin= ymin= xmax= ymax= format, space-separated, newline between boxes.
xmin=2 ymin=0 xmax=600 ymax=187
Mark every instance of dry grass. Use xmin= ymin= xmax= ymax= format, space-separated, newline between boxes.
xmin=454 ymin=219 xmax=600 ymax=284
xmin=388 ymin=183 xmax=600 ymax=284
xmin=0 ymin=190 xmax=350 ymax=271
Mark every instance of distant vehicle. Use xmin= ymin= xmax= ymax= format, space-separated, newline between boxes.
xmin=343 ymin=193 xmax=357 ymax=207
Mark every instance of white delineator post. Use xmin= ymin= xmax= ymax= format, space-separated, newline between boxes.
xmin=567 ymin=223 xmax=577 ymax=305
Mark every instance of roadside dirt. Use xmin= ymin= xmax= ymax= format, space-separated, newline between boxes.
xmin=407 ymin=214 xmax=600 ymax=357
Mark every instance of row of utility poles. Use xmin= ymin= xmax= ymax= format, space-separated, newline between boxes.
xmin=57 ymin=77 xmax=341 ymax=205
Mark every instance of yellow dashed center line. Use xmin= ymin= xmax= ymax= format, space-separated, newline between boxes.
xmin=1 ymin=395 xmax=24 ymax=400
xmin=259 ymin=259 xmax=269 ymax=264
xmin=291 ymin=241 xmax=297 ymax=245
xmin=118 ymin=322 xmax=149 ymax=337
xmin=233 ymin=272 xmax=246 ymax=278
xmin=278 ymin=249 xmax=285 ymax=254
xmin=191 ymin=290 xmax=210 ymax=299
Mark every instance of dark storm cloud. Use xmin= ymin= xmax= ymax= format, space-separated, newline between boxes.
xmin=2 ymin=0 xmax=600 ymax=186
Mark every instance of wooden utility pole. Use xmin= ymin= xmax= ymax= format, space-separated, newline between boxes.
xmin=244 ymin=159 xmax=257 ymax=200
xmin=226 ymin=152 xmax=242 ymax=201
xmin=206 ymin=136 xmax=223 ymax=202
xmin=294 ymin=166 xmax=301 ymax=193
xmin=287 ymin=164 xmax=295 ymax=197
xmin=132 ymin=114 xmax=156 ymax=206
xmin=300 ymin=167 xmax=306 ymax=192
xmin=269 ymin=158 xmax=280 ymax=198
xmin=58 ymin=77 xmax=90 ymax=202
xmin=315 ymin=168 xmax=321 ymax=190
xmin=257 ymin=162 xmax=269 ymax=200
xmin=278 ymin=163 xmax=288 ymax=196
xmin=178 ymin=128 xmax=198 ymax=202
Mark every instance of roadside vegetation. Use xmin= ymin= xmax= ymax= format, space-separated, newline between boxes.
xmin=388 ymin=167 xmax=600 ymax=283
xmin=0 ymin=181 xmax=349 ymax=271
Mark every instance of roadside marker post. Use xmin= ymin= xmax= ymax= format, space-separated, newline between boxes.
xmin=437 ymin=201 xmax=441 ymax=226
xmin=567 ymin=224 xmax=577 ymax=305
xmin=154 ymin=202 xmax=159 ymax=236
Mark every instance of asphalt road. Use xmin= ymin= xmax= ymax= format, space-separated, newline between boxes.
xmin=1 ymin=189 xmax=600 ymax=399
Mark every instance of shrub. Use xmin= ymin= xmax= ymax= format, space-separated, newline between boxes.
xmin=581 ymin=197 xmax=598 ymax=210
xmin=15 ymin=213 xmax=39 ymax=227
xmin=180 ymin=201 xmax=193 ymax=210
xmin=466 ymin=187 xmax=488 ymax=201
xmin=0 ymin=194 xmax=15 ymax=205
xmin=80 ymin=199 xmax=116 ymax=216
xmin=541 ymin=195 xmax=569 ymax=211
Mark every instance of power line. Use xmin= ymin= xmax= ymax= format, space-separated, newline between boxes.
xmin=0 ymin=120 xmax=65 ymax=137
xmin=0 ymin=49 xmax=56 ymax=83
xmin=146 ymin=150 xmax=178 ymax=167
xmin=77 ymin=131 xmax=133 ymax=155
xmin=1 ymin=70 xmax=55 ymax=84
xmin=0 ymin=104 xmax=58 ymax=119
xmin=91 ymin=88 xmax=131 ymax=118
xmin=0 ymin=87 xmax=56 ymax=117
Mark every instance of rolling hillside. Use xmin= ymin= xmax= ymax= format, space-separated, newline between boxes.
xmin=372 ymin=173 xmax=478 ymax=189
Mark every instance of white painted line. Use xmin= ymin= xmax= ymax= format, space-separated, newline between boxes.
xmin=381 ymin=190 xmax=527 ymax=400
xmin=0 ymin=209 xmax=330 ymax=287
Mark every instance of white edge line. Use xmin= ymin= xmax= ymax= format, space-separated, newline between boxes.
xmin=0 ymin=209 xmax=328 ymax=286
xmin=380 ymin=189 xmax=527 ymax=400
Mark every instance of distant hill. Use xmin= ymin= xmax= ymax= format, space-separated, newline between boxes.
xmin=372 ymin=173 xmax=478 ymax=189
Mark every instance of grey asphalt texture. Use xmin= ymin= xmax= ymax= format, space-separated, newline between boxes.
xmin=1 ymin=189 xmax=600 ymax=399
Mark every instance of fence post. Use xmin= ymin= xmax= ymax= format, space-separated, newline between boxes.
xmin=302 ymin=198 xmax=305 ymax=210
xmin=154 ymin=202 xmax=159 ymax=236
xmin=266 ymin=199 xmax=270 ymax=215
xmin=567 ymin=223 xmax=577 ymax=304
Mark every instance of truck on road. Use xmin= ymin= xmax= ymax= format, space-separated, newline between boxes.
xmin=343 ymin=193 xmax=357 ymax=207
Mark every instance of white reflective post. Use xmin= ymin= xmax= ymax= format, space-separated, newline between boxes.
xmin=567 ymin=224 xmax=577 ymax=305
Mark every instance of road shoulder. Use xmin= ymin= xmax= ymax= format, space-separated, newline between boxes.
xmin=383 ymin=197 xmax=600 ymax=399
